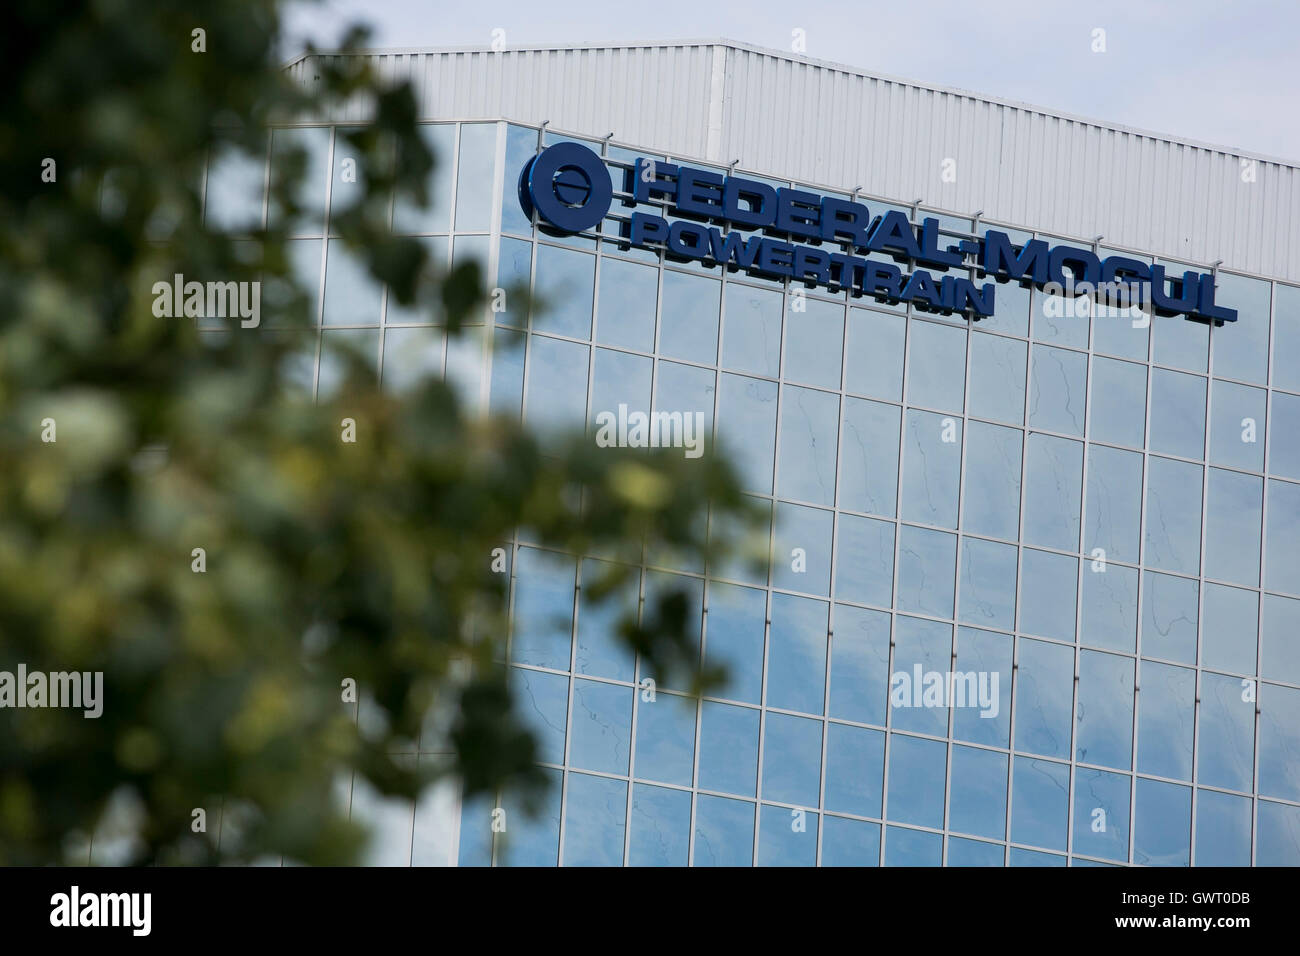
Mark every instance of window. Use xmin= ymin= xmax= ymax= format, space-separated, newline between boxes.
xmin=776 ymin=386 xmax=839 ymax=506
xmin=453 ymin=123 xmax=498 ymax=232
xmin=1028 ymin=344 xmax=1087 ymax=436
xmin=1149 ymin=368 xmax=1207 ymax=460
xmin=634 ymin=692 xmax=696 ymax=786
xmin=718 ymin=373 xmax=777 ymax=495
xmin=658 ymin=271 xmax=720 ymax=365
xmin=840 ymin=398 xmax=900 ymax=517
xmin=1144 ymin=457 xmax=1202 ymax=575
xmin=723 ymin=283 xmax=783 ymax=377
xmin=596 ymin=257 xmax=657 ymax=351
xmin=511 ymin=547 xmax=576 ymax=670
xmin=1133 ymin=778 xmax=1191 ymax=866
xmin=693 ymin=795 xmax=755 ymax=866
xmin=835 ymin=514 xmax=894 ymax=609
xmin=824 ymin=723 xmax=885 ymax=817
xmin=761 ymin=713 xmax=823 ymax=806
xmin=907 ymin=320 xmax=967 ymax=413
xmin=784 ymin=296 xmax=844 ymax=389
xmin=629 ymin=784 xmax=690 ymax=867
xmin=844 ymin=307 xmax=904 ymax=400
xmin=962 ymin=421 xmax=1022 ymax=540
xmin=1019 ymin=549 xmax=1077 ymax=642
xmin=1075 ymin=650 xmax=1134 ymax=770
xmin=1204 ymin=469 xmax=1262 ymax=587
xmin=533 ymin=244 xmax=595 ymax=339
xmin=887 ymin=735 xmax=947 ymax=829
xmin=901 ymin=409 xmax=962 ymax=528
xmin=269 ymin=126 xmax=329 ymax=234
xmin=771 ymin=503 xmax=832 ymax=596
xmin=958 ymin=537 xmax=1017 ymax=631
xmin=891 ymin=616 xmax=953 ymax=736
xmin=563 ymin=773 xmax=627 ymax=866
xmin=1014 ymin=638 xmax=1073 ymax=758
xmin=1071 ymin=769 xmax=1130 ymax=862
xmin=1080 ymin=562 xmax=1137 ymax=653
xmin=1023 ymin=434 xmax=1082 ymax=551
xmin=569 ymin=680 xmax=633 ymax=776
xmin=1090 ymin=357 xmax=1148 ymax=449
xmin=828 ymin=604 xmax=890 ymax=725
xmin=1210 ymin=380 xmax=1266 ymax=471
xmin=949 ymin=746 xmax=1008 ymax=840
xmin=896 ymin=525 xmax=956 ymax=619
xmin=394 ymin=123 xmax=455 ymax=234
xmin=526 ymin=336 xmax=589 ymax=431
xmin=821 ymin=817 xmax=881 ymax=866
xmin=322 ymin=239 xmax=383 ymax=326
xmin=1138 ymin=660 xmax=1194 ymax=780
xmin=1268 ymin=391 xmax=1300 ymax=479
xmin=766 ymin=593 xmax=828 ymax=715
xmin=757 ymin=804 xmax=818 ymax=866
xmin=697 ymin=702 xmax=759 ymax=797
xmin=703 ymin=582 xmax=766 ymax=705
xmin=206 ymin=139 xmax=267 ymax=233
xmin=1084 ymin=444 xmax=1142 ymax=564
xmin=1211 ymin=271 xmax=1271 ymax=385
xmin=1011 ymin=757 xmax=1069 ymax=851
xmin=968 ymin=331 xmax=1026 ymax=424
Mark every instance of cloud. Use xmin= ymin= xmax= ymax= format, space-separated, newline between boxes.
xmin=281 ymin=0 xmax=1300 ymax=161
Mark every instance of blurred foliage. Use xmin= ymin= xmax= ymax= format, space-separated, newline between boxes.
xmin=0 ymin=0 xmax=762 ymax=864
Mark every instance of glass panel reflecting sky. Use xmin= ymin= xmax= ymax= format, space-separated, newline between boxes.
xmin=238 ymin=120 xmax=1300 ymax=868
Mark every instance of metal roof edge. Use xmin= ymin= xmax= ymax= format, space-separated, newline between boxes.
xmin=283 ymin=38 xmax=1300 ymax=169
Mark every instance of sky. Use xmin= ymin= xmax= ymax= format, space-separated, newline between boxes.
xmin=281 ymin=0 xmax=1300 ymax=163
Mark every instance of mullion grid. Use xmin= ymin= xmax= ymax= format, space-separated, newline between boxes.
xmin=489 ymin=231 xmax=1294 ymax=865
xmin=1064 ymin=296 xmax=1094 ymax=865
xmin=239 ymin=119 xmax=1300 ymax=866
xmin=941 ymin=297 xmax=975 ymax=865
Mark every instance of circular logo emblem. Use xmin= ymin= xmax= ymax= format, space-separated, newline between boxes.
xmin=518 ymin=142 xmax=613 ymax=234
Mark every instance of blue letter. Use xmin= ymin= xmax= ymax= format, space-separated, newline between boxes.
xmin=630 ymin=211 xmax=669 ymax=247
xmin=918 ymin=218 xmax=965 ymax=269
xmin=1048 ymin=245 xmax=1102 ymax=287
xmin=982 ymin=231 xmax=1049 ymax=284
xmin=723 ymin=176 xmax=777 ymax=229
xmin=632 ymin=158 xmax=680 ymax=203
xmin=829 ymin=252 xmax=867 ymax=293
xmin=1197 ymin=273 xmax=1238 ymax=323
xmin=1101 ymin=255 xmax=1151 ymax=285
xmin=948 ymin=277 xmax=995 ymax=316
xmin=776 ymin=188 xmax=822 ymax=241
xmin=1150 ymin=265 xmax=1198 ymax=315
xmin=793 ymin=246 xmax=832 ymax=286
xmin=676 ymin=166 xmax=725 ymax=220
xmin=755 ymin=239 xmax=795 ymax=279
xmin=668 ymin=220 xmax=711 ymax=260
xmin=820 ymin=197 xmax=873 ymax=248
xmin=863 ymin=261 xmax=903 ymax=300
xmin=709 ymin=229 xmax=764 ymax=270
xmin=866 ymin=211 xmax=923 ymax=260
xmin=902 ymin=270 xmax=944 ymax=310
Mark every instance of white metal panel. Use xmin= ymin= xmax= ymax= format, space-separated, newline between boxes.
xmin=283 ymin=40 xmax=1300 ymax=282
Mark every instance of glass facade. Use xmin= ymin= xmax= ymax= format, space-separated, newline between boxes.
xmin=203 ymin=120 xmax=1300 ymax=867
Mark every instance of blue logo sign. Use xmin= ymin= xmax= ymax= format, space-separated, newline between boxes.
xmin=518 ymin=141 xmax=613 ymax=234
xmin=519 ymin=143 xmax=1236 ymax=324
